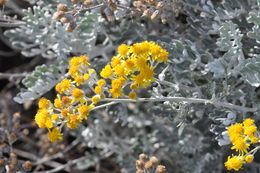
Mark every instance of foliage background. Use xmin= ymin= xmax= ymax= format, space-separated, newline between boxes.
xmin=0 ymin=0 xmax=260 ymax=172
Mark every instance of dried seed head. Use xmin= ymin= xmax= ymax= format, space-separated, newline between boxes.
xmin=7 ymin=164 xmax=15 ymax=171
xmin=52 ymin=11 xmax=65 ymax=20
xmin=0 ymin=158 xmax=5 ymax=166
xmin=12 ymin=112 xmax=20 ymax=121
xmin=71 ymin=0 xmax=79 ymax=3
xmin=150 ymin=156 xmax=158 ymax=166
xmin=104 ymin=7 xmax=115 ymax=22
xmin=83 ymin=0 xmax=93 ymax=7
xmin=156 ymin=1 xmax=165 ymax=9
xmin=136 ymin=160 xmax=144 ymax=169
xmin=108 ymin=0 xmax=117 ymax=11
xmin=0 ymin=0 xmax=6 ymax=6
xmin=8 ymin=132 xmax=17 ymax=144
xmin=66 ymin=22 xmax=77 ymax=32
xmin=10 ymin=152 xmax=16 ymax=159
xmin=142 ymin=8 xmax=153 ymax=17
xmin=156 ymin=165 xmax=166 ymax=173
xmin=60 ymin=17 xmax=70 ymax=24
xmin=160 ymin=13 xmax=167 ymax=24
xmin=57 ymin=3 xmax=68 ymax=12
xmin=23 ymin=161 xmax=32 ymax=171
xmin=22 ymin=129 xmax=30 ymax=136
xmin=146 ymin=0 xmax=156 ymax=5
xmin=14 ymin=122 xmax=20 ymax=129
xmin=144 ymin=161 xmax=153 ymax=169
xmin=139 ymin=153 xmax=147 ymax=161
xmin=151 ymin=10 xmax=160 ymax=21
xmin=133 ymin=1 xmax=144 ymax=9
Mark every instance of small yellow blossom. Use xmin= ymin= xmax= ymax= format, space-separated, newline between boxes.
xmin=67 ymin=114 xmax=79 ymax=129
xmin=100 ymin=64 xmax=113 ymax=79
xmin=225 ymin=155 xmax=244 ymax=171
xmin=244 ymin=125 xmax=257 ymax=137
xmin=243 ymin=118 xmax=255 ymax=127
xmin=111 ymin=56 xmax=121 ymax=67
xmin=54 ymin=97 xmax=62 ymax=109
xmin=55 ymin=79 xmax=72 ymax=94
xmin=83 ymin=73 xmax=89 ymax=81
xmin=245 ymin=155 xmax=254 ymax=163
xmin=35 ymin=109 xmax=49 ymax=128
xmin=61 ymin=108 xmax=69 ymax=117
xmin=51 ymin=114 xmax=59 ymax=121
xmin=228 ymin=123 xmax=243 ymax=143
xmin=129 ymin=91 xmax=137 ymax=100
xmin=48 ymin=128 xmax=63 ymax=142
xmin=114 ymin=64 xmax=125 ymax=77
xmin=45 ymin=117 xmax=54 ymax=129
xmin=94 ymin=85 xmax=102 ymax=94
xmin=118 ymin=44 xmax=129 ymax=57
xmin=92 ymin=95 xmax=100 ymax=104
xmin=78 ymin=105 xmax=91 ymax=119
xmin=74 ymin=75 xmax=85 ymax=86
xmin=72 ymin=88 xmax=84 ymax=100
xmin=97 ymin=79 xmax=106 ymax=87
xmin=231 ymin=137 xmax=249 ymax=154
xmin=38 ymin=98 xmax=51 ymax=109
xmin=62 ymin=96 xmax=71 ymax=105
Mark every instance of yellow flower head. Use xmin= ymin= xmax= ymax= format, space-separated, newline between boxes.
xmin=92 ymin=95 xmax=101 ymax=105
xmin=94 ymin=85 xmax=103 ymax=94
xmin=111 ymin=56 xmax=121 ymax=67
xmin=245 ymin=155 xmax=254 ymax=163
xmin=100 ymin=64 xmax=113 ymax=79
xmin=35 ymin=109 xmax=49 ymax=128
xmin=225 ymin=155 xmax=244 ymax=171
xmin=244 ymin=125 xmax=257 ymax=137
xmin=38 ymin=98 xmax=51 ymax=109
xmin=72 ymin=88 xmax=84 ymax=100
xmin=228 ymin=123 xmax=243 ymax=143
xmin=231 ymin=137 xmax=249 ymax=154
xmin=78 ymin=105 xmax=91 ymax=119
xmin=67 ymin=114 xmax=79 ymax=129
xmin=62 ymin=96 xmax=70 ymax=105
xmin=118 ymin=44 xmax=129 ymax=57
xmin=74 ymin=75 xmax=85 ymax=86
xmin=54 ymin=97 xmax=62 ymax=109
xmin=55 ymin=79 xmax=72 ymax=94
xmin=45 ymin=117 xmax=54 ymax=129
xmin=243 ymin=118 xmax=255 ymax=127
xmin=129 ymin=91 xmax=137 ymax=100
xmin=114 ymin=64 xmax=125 ymax=77
xmin=97 ymin=79 xmax=106 ymax=87
xmin=48 ymin=128 xmax=63 ymax=142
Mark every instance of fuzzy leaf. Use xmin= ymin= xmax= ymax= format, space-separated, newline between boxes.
xmin=14 ymin=64 xmax=63 ymax=103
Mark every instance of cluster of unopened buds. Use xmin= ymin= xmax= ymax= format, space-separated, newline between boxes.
xmin=133 ymin=0 xmax=182 ymax=23
xmin=136 ymin=153 xmax=166 ymax=173
xmin=34 ymin=41 xmax=169 ymax=142
xmin=225 ymin=118 xmax=260 ymax=171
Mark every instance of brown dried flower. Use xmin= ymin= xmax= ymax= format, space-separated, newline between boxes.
xmin=57 ymin=3 xmax=68 ymax=12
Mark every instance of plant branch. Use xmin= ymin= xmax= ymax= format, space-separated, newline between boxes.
xmin=0 ymin=72 xmax=28 ymax=80
xmin=91 ymin=97 xmax=257 ymax=112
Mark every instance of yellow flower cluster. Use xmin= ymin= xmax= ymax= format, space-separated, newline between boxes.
xmin=35 ymin=55 xmax=95 ymax=142
xmin=225 ymin=118 xmax=259 ymax=171
xmin=35 ymin=42 xmax=169 ymax=142
xmin=99 ymin=41 xmax=169 ymax=98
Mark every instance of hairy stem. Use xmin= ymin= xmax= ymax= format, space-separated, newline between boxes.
xmin=90 ymin=97 xmax=257 ymax=112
